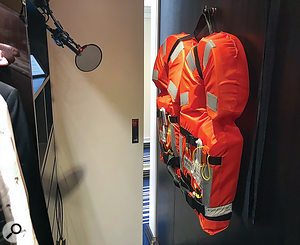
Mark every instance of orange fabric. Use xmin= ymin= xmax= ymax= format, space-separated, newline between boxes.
xmin=179 ymin=32 xmax=249 ymax=234
xmin=153 ymin=33 xmax=198 ymax=160
xmin=198 ymin=213 xmax=230 ymax=235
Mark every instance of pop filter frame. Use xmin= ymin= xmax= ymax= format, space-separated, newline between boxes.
xmin=75 ymin=44 xmax=103 ymax=72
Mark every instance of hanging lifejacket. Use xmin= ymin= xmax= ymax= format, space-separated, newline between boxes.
xmin=152 ymin=33 xmax=198 ymax=174
xmin=178 ymin=32 xmax=249 ymax=235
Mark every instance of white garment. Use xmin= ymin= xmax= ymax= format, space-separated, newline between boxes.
xmin=0 ymin=95 xmax=38 ymax=244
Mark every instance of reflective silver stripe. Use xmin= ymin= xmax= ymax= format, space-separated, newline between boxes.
xmin=184 ymin=156 xmax=193 ymax=175
xmin=180 ymin=92 xmax=189 ymax=107
xmin=202 ymin=165 xmax=213 ymax=207
xmin=186 ymin=50 xmax=196 ymax=72
xmin=170 ymin=41 xmax=184 ymax=63
xmin=179 ymin=135 xmax=183 ymax=171
xmin=152 ymin=69 xmax=158 ymax=81
xmin=195 ymin=139 xmax=203 ymax=165
xmin=207 ymin=92 xmax=218 ymax=113
xmin=160 ymin=107 xmax=167 ymax=125
xmin=163 ymin=41 xmax=167 ymax=57
xmin=205 ymin=203 xmax=232 ymax=218
xmin=170 ymin=124 xmax=178 ymax=157
xmin=203 ymin=40 xmax=216 ymax=68
xmin=160 ymin=126 xmax=167 ymax=143
xmin=168 ymin=80 xmax=178 ymax=100
xmin=193 ymin=139 xmax=203 ymax=187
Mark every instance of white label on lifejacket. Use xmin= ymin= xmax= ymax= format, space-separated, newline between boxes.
xmin=163 ymin=41 xmax=167 ymax=57
xmin=152 ymin=69 xmax=158 ymax=81
xmin=168 ymin=80 xmax=178 ymax=100
xmin=203 ymin=40 xmax=216 ymax=68
xmin=205 ymin=203 xmax=232 ymax=217
xmin=184 ymin=156 xmax=201 ymax=187
xmin=170 ymin=41 xmax=184 ymax=63
xmin=180 ymin=92 xmax=189 ymax=107
xmin=186 ymin=50 xmax=196 ymax=72
xmin=207 ymin=92 xmax=218 ymax=113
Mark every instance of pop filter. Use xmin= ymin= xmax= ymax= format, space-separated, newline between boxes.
xmin=75 ymin=44 xmax=102 ymax=72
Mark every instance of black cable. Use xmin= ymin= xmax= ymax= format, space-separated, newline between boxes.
xmin=58 ymin=186 xmax=62 ymax=238
xmin=19 ymin=1 xmax=24 ymax=17
xmin=41 ymin=128 xmax=54 ymax=178
xmin=54 ymin=165 xmax=61 ymax=240
xmin=58 ymin=185 xmax=64 ymax=238
xmin=53 ymin=187 xmax=59 ymax=241
xmin=47 ymin=154 xmax=56 ymax=209
xmin=55 ymin=185 xmax=62 ymax=240
xmin=51 ymin=198 xmax=56 ymax=237
xmin=56 ymin=184 xmax=64 ymax=240
xmin=54 ymin=150 xmax=64 ymax=241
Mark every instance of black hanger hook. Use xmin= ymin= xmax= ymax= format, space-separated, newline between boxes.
xmin=193 ymin=6 xmax=217 ymax=41
xmin=203 ymin=6 xmax=217 ymax=35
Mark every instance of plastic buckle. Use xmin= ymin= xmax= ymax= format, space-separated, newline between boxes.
xmin=168 ymin=149 xmax=174 ymax=156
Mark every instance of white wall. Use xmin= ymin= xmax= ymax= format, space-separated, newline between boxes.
xmin=47 ymin=0 xmax=143 ymax=244
xmin=144 ymin=6 xmax=151 ymax=141
xmin=149 ymin=0 xmax=159 ymax=236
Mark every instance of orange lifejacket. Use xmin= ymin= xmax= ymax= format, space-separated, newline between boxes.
xmin=152 ymin=33 xmax=198 ymax=168
xmin=178 ymin=32 xmax=249 ymax=235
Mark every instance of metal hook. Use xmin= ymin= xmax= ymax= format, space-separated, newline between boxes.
xmin=203 ymin=6 xmax=217 ymax=34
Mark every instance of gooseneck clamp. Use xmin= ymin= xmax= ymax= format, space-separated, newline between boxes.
xmin=33 ymin=0 xmax=103 ymax=72
xmin=38 ymin=2 xmax=83 ymax=55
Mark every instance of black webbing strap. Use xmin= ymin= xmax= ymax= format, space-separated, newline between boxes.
xmin=180 ymin=170 xmax=193 ymax=191
xmin=159 ymin=141 xmax=180 ymax=168
xmin=169 ymin=116 xmax=178 ymax=123
xmin=182 ymin=186 xmax=231 ymax=221
xmin=207 ymin=155 xmax=222 ymax=166
xmin=166 ymin=166 xmax=231 ymax=221
xmin=167 ymin=156 xmax=180 ymax=168
xmin=167 ymin=165 xmax=180 ymax=188
xmin=157 ymin=109 xmax=162 ymax=118
xmin=242 ymin=0 xmax=281 ymax=225
xmin=180 ymin=172 xmax=231 ymax=221
xmin=180 ymin=127 xmax=198 ymax=147
xmin=167 ymin=34 xmax=195 ymax=63
xmin=193 ymin=45 xmax=203 ymax=79
xmin=159 ymin=142 xmax=170 ymax=164
xmin=157 ymin=109 xmax=178 ymax=123
xmin=180 ymin=127 xmax=222 ymax=165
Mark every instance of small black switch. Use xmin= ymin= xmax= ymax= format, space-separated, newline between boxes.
xmin=132 ymin=119 xmax=139 ymax=143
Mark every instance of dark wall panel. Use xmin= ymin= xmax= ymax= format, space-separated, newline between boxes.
xmin=156 ymin=133 xmax=176 ymax=245
xmin=255 ymin=1 xmax=300 ymax=244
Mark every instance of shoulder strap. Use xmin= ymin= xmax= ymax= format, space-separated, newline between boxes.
xmin=167 ymin=34 xmax=194 ymax=63
xmin=193 ymin=45 xmax=203 ymax=80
